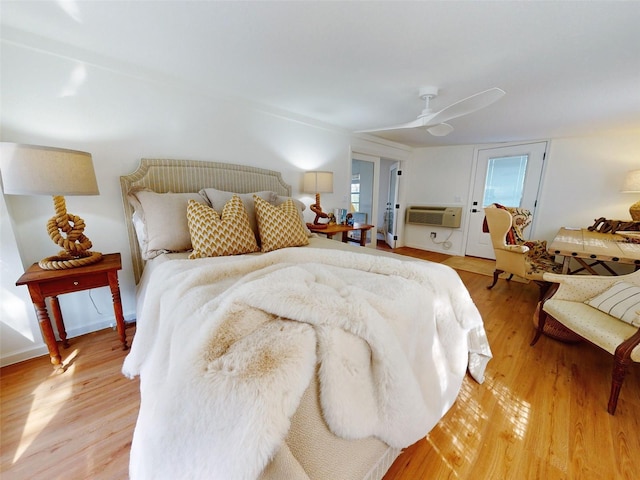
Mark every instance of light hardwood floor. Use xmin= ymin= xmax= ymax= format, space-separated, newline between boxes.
xmin=1 ymin=247 xmax=638 ymax=479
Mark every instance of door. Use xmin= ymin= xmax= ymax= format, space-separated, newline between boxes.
xmin=351 ymin=153 xmax=379 ymax=246
xmin=385 ymin=162 xmax=401 ymax=248
xmin=465 ymin=141 xmax=547 ymax=259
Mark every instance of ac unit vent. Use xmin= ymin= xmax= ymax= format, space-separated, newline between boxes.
xmin=405 ymin=206 xmax=462 ymax=228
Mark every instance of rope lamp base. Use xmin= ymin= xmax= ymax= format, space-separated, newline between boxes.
xmin=39 ymin=251 xmax=103 ymax=270
xmin=38 ymin=195 xmax=103 ymax=270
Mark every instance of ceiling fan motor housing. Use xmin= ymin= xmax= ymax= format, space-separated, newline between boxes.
xmin=419 ymin=86 xmax=439 ymax=116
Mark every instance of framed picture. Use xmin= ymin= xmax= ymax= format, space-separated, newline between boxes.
xmin=352 ymin=212 xmax=367 ymax=224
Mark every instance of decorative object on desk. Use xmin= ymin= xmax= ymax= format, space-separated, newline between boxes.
xmin=334 ymin=208 xmax=347 ymax=225
xmin=622 ymin=169 xmax=640 ymax=221
xmin=0 ymin=143 xmax=102 ymax=270
xmin=326 ymin=212 xmax=336 ymax=225
xmin=303 ymin=170 xmax=333 ymax=225
xmin=346 ymin=212 xmax=354 ymax=226
xmin=588 ymin=217 xmax=640 ymax=234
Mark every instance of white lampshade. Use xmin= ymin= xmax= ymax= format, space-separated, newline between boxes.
xmin=303 ymin=171 xmax=333 ymax=194
xmin=621 ymin=169 xmax=640 ymax=193
xmin=0 ymin=143 xmax=99 ymax=196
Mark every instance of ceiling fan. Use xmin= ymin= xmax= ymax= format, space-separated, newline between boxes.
xmin=357 ymin=86 xmax=506 ymax=137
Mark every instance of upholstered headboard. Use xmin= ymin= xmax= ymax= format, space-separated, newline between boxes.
xmin=120 ymin=158 xmax=292 ymax=283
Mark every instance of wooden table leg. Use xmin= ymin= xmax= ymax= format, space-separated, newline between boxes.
xmin=28 ymin=287 xmax=62 ymax=368
xmin=48 ymin=296 xmax=69 ymax=348
xmin=108 ymin=271 xmax=129 ymax=350
xmin=359 ymin=228 xmax=367 ymax=246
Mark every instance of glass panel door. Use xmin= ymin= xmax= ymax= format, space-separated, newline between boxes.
xmin=351 ymin=158 xmax=375 ymax=244
xmin=465 ymin=142 xmax=547 ymax=259
xmin=483 ymin=155 xmax=528 ymax=207
xmin=385 ymin=162 xmax=400 ymax=248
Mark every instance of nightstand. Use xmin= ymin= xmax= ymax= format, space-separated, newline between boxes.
xmin=16 ymin=253 xmax=129 ymax=370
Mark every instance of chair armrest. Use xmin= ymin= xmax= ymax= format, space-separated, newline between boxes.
xmin=542 ymin=272 xmax=629 ymax=302
xmin=502 ymin=244 xmax=529 ymax=253
xmin=615 ymin=325 xmax=640 ymax=361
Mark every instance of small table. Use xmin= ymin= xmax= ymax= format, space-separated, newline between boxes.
xmin=16 ymin=253 xmax=129 ymax=369
xmin=307 ymin=222 xmax=375 ymax=246
xmin=548 ymin=228 xmax=640 ymax=274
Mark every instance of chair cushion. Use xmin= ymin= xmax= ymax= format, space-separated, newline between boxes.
xmin=524 ymin=249 xmax=563 ymax=280
xmin=543 ymin=299 xmax=640 ymax=361
xmin=585 ymin=281 xmax=640 ymax=327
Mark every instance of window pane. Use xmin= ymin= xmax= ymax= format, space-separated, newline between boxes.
xmin=483 ymin=155 xmax=528 ymax=207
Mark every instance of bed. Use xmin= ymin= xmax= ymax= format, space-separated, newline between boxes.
xmin=119 ymin=158 xmax=492 ymax=480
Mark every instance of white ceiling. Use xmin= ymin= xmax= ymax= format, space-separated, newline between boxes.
xmin=2 ymin=1 xmax=640 ymax=148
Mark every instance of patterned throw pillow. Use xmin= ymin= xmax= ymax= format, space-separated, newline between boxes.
xmin=585 ymin=281 xmax=640 ymax=327
xmin=199 ymin=188 xmax=278 ymax=243
xmin=187 ymin=196 xmax=259 ymax=258
xmin=254 ymin=195 xmax=309 ymax=252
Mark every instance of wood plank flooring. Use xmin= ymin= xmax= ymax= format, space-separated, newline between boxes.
xmin=1 ymin=247 xmax=639 ymax=479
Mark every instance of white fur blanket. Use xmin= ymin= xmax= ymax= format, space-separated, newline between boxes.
xmin=123 ymin=247 xmax=491 ymax=480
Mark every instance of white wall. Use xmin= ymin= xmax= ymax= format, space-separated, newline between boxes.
xmin=0 ymin=39 xmax=409 ymax=365
xmin=403 ymin=145 xmax=475 ymax=255
xmin=402 ymin=131 xmax=640 ymax=257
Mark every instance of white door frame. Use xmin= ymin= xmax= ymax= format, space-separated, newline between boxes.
xmin=351 ymin=152 xmax=380 ymax=247
xmin=386 ymin=161 xmax=401 ymax=248
xmin=463 ymin=140 xmax=549 ymax=259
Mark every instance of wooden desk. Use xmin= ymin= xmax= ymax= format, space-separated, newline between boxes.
xmin=548 ymin=228 xmax=640 ymax=274
xmin=307 ymin=223 xmax=374 ymax=246
xmin=16 ymin=253 xmax=129 ymax=369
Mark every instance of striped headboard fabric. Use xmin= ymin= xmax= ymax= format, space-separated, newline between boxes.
xmin=120 ymin=158 xmax=292 ymax=283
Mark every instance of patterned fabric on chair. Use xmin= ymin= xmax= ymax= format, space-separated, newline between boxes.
xmin=483 ymin=204 xmax=563 ymax=297
xmin=531 ymin=270 xmax=640 ymax=414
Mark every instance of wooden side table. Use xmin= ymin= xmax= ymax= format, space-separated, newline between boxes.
xmin=307 ymin=222 xmax=374 ymax=246
xmin=16 ymin=253 xmax=129 ymax=369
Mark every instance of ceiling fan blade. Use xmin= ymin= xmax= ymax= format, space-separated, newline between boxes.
xmin=356 ymin=117 xmax=427 ymax=133
xmin=427 ymin=123 xmax=454 ymax=136
xmin=423 ymin=87 xmax=505 ymax=126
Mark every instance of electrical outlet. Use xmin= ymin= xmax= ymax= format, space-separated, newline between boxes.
xmin=430 ymin=232 xmax=437 ymax=239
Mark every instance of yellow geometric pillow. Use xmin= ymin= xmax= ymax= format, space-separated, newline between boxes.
xmin=187 ymin=195 xmax=259 ymax=258
xmin=254 ymin=195 xmax=310 ymax=252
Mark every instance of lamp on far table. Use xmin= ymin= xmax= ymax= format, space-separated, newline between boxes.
xmin=303 ymin=170 xmax=333 ymax=225
xmin=621 ymin=169 xmax=640 ymax=221
xmin=0 ymin=143 xmax=103 ymax=270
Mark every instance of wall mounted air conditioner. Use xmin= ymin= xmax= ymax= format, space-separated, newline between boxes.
xmin=405 ymin=206 xmax=462 ymax=228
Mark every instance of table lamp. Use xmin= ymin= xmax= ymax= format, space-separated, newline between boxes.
xmin=0 ymin=143 xmax=103 ymax=270
xmin=621 ymin=169 xmax=640 ymax=221
xmin=303 ymin=171 xmax=333 ymax=225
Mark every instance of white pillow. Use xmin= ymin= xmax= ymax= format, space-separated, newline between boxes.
xmin=585 ymin=281 xmax=640 ymax=327
xmin=128 ymin=188 xmax=207 ymax=259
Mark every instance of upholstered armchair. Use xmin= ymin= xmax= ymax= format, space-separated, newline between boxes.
xmin=484 ymin=204 xmax=563 ymax=298
xmin=531 ymin=270 xmax=640 ymax=414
